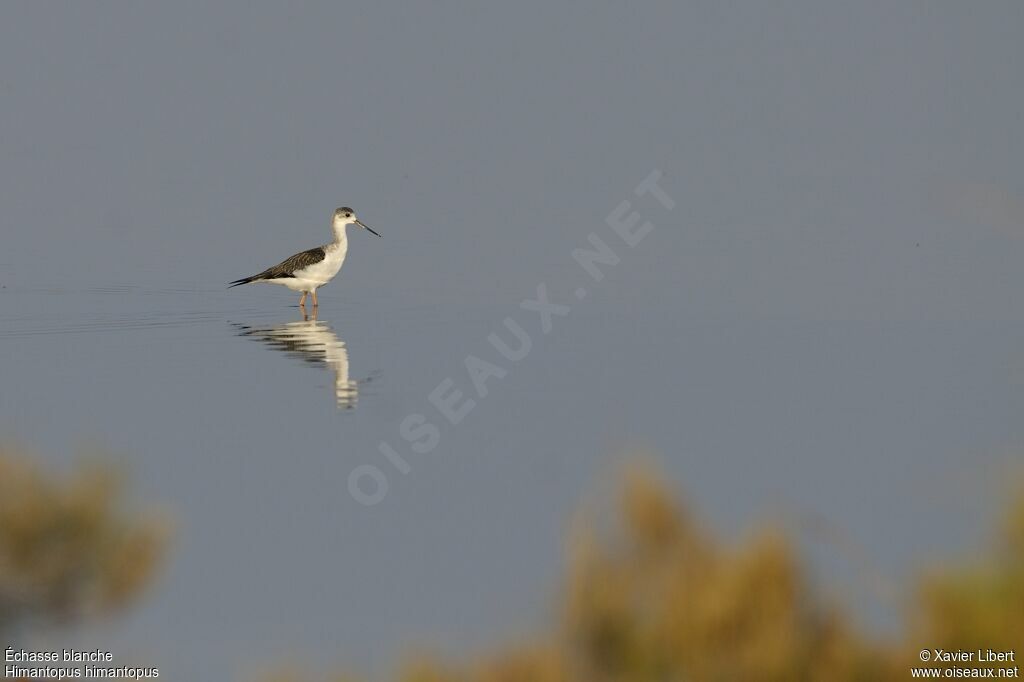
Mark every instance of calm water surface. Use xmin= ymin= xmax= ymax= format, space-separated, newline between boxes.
xmin=2 ymin=2 xmax=1022 ymax=678
xmin=1 ymin=283 xmax=1021 ymax=678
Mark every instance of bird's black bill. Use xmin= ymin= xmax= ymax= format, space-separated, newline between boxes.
xmin=356 ymin=219 xmax=381 ymax=237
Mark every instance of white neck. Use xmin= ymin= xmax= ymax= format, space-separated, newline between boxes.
xmin=332 ymin=218 xmax=353 ymax=244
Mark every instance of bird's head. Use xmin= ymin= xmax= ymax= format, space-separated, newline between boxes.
xmin=333 ymin=207 xmax=381 ymax=237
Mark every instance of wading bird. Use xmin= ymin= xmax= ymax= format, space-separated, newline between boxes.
xmin=229 ymin=207 xmax=380 ymax=307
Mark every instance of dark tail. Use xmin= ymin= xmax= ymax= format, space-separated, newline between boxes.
xmin=228 ymin=275 xmax=260 ymax=288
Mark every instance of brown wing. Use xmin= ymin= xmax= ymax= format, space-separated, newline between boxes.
xmin=257 ymin=247 xmax=327 ymax=279
xmin=229 ymin=246 xmax=327 ymax=287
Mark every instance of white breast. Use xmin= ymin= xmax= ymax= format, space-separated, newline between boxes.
xmin=293 ymin=240 xmax=348 ymax=290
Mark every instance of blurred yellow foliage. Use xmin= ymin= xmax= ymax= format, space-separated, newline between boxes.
xmin=0 ymin=446 xmax=171 ymax=634
xmin=563 ymin=467 xmax=873 ymax=681
xmin=261 ymin=462 xmax=1022 ymax=682
xmin=909 ymin=490 xmax=1024 ymax=662
xmin=2 ymin=445 xmax=1017 ymax=681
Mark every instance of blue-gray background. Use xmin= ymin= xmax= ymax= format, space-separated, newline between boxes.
xmin=1 ymin=2 xmax=1022 ymax=678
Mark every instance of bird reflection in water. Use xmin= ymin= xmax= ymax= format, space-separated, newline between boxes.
xmin=232 ymin=309 xmax=362 ymax=409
